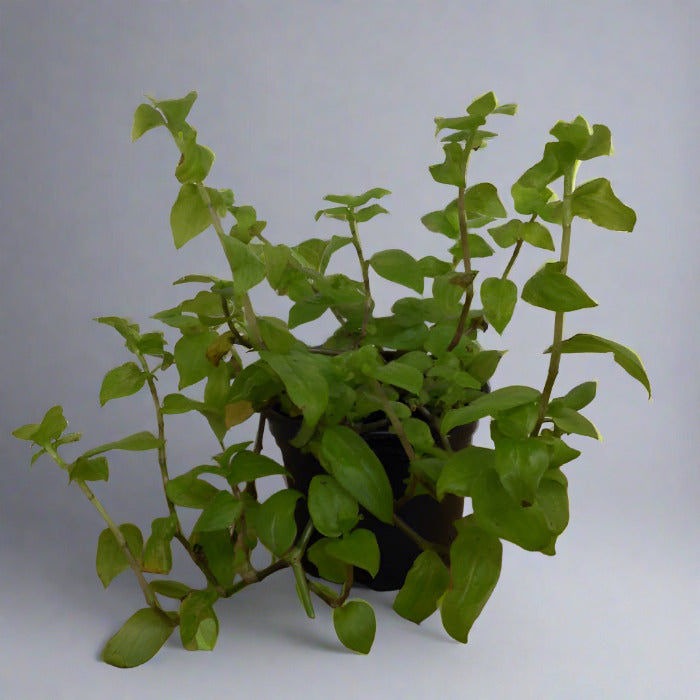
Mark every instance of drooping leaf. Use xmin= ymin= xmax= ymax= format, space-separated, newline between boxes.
xmin=192 ymin=491 xmax=243 ymax=533
xmin=393 ymin=550 xmax=450 ymax=624
xmin=249 ymin=489 xmax=303 ymax=556
xmin=142 ymin=515 xmax=177 ymax=574
xmin=480 ymin=277 xmax=517 ymax=334
xmin=79 ymin=431 xmax=163 ymax=459
xmin=99 ymin=362 xmax=146 ymax=406
xmin=101 ymin=608 xmax=177 ymax=668
xmin=440 ymin=517 xmax=502 ymax=643
xmin=333 ymin=600 xmax=376 ymax=654
xmin=131 ymin=103 xmax=166 ymax=141
xmin=95 ymin=524 xmax=144 ymax=588
xmin=369 ymin=249 xmax=424 ymax=294
xmin=436 ymin=446 xmax=495 ymax=499
xmin=260 ymin=350 xmax=329 ymax=445
xmin=319 ymin=425 xmax=394 ymax=524
xmin=559 ymin=380 xmax=597 ymax=410
xmin=218 ymin=234 xmax=266 ymax=294
xmin=149 ymin=579 xmax=192 ymax=600
xmin=69 ymin=455 xmax=109 ymax=483
xmin=472 ymin=469 xmax=569 ymax=552
xmin=521 ymin=263 xmax=597 ymax=312
xmin=493 ymin=432 xmax=550 ymax=505
xmin=170 ymin=183 xmax=212 ymax=248
xmin=174 ymin=132 xmax=215 ymax=184
xmin=324 ymin=529 xmax=380 ymax=578
xmin=174 ymin=330 xmax=219 ymax=389
xmin=571 ymin=178 xmax=636 ymax=231
xmin=442 ymin=386 xmax=541 ymax=434
xmin=546 ymin=403 xmax=600 ymax=439
xmin=548 ymin=333 xmax=651 ymax=398
xmin=308 ymin=475 xmax=359 ymax=538
xmin=179 ymin=590 xmax=219 ymax=651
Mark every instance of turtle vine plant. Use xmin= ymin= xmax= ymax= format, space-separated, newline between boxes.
xmin=14 ymin=90 xmax=651 ymax=667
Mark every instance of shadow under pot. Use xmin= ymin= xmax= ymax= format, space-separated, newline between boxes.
xmin=264 ymin=407 xmax=479 ymax=591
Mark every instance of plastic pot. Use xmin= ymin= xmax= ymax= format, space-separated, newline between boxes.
xmin=264 ymin=407 xmax=478 ymax=591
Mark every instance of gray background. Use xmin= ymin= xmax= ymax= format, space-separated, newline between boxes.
xmin=1 ymin=1 xmax=697 ymax=698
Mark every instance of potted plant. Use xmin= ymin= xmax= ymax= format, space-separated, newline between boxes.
xmin=13 ymin=90 xmax=650 ymax=667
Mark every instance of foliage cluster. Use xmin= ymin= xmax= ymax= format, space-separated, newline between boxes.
xmin=14 ymin=91 xmax=650 ymax=666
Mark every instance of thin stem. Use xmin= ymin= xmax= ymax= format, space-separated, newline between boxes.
xmin=448 ymin=143 xmax=475 ymax=352
xmin=196 ymin=183 xmax=265 ymax=349
xmin=532 ymin=165 xmax=577 ymax=435
xmin=348 ymin=214 xmax=372 ymax=342
xmin=393 ymin=514 xmax=448 ymax=556
xmin=44 ymin=444 xmax=161 ymax=610
xmin=502 ymin=239 xmax=524 ymax=280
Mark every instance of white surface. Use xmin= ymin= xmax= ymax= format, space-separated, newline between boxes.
xmin=1 ymin=1 xmax=697 ymax=698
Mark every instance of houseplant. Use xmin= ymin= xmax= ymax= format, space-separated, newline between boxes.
xmin=13 ymin=90 xmax=651 ymax=667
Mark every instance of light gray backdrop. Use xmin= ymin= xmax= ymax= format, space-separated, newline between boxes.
xmin=1 ymin=1 xmax=697 ymax=698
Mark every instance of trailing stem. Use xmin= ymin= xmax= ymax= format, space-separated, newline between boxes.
xmin=532 ymin=164 xmax=578 ymax=435
xmin=44 ymin=444 xmax=161 ymax=610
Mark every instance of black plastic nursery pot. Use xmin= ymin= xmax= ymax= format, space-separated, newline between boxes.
xmin=264 ymin=407 xmax=478 ymax=591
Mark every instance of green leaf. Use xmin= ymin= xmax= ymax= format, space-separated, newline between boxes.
xmin=306 ymin=539 xmax=348 ymax=583
xmin=142 ymin=516 xmax=177 ymax=574
xmin=368 ymin=359 xmax=424 ymax=395
xmin=250 ymin=490 xmax=303 ymax=556
xmin=400 ymin=417 xmax=435 ymax=454
xmin=149 ymin=579 xmax=192 ymax=600
xmin=559 ymin=380 xmax=597 ymax=410
xmin=369 ymin=249 xmax=424 ymax=294
xmin=521 ymin=263 xmax=597 ymax=312
xmin=227 ymin=451 xmax=288 ymax=484
xmin=148 ymin=91 xmax=197 ymax=128
xmin=521 ymin=221 xmax=555 ymax=250
xmin=354 ymin=203 xmax=389 ymax=223
xmin=261 ymin=350 xmax=329 ymax=445
xmin=323 ymin=187 xmax=391 ymax=209
xmin=467 ymin=91 xmax=497 ymax=117
xmin=165 ymin=469 xmax=220 ymax=508
xmin=472 ymin=469 xmax=569 ymax=552
xmin=539 ymin=432 xmax=581 ymax=469
xmin=308 ymin=475 xmax=359 ymax=537
xmin=257 ymin=317 xmax=297 ymax=353
xmin=175 ymin=132 xmax=215 ymax=184
xmin=493 ymin=432 xmax=550 ymax=505
xmin=80 ymin=431 xmax=162 ymax=459
xmin=69 ymin=456 xmax=109 ymax=483
xmin=546 ymin=403 xmax=600 ymax=439
xmin=393 ymin=550 xmax=450 ymax=624
xmin=493 ymin=103 xmax=518 ymax=116
xmin=464 ymin=183 xmax=507 ymax=218
xmin=218 ymin=234 xmax=266 ymax=294
xmin=487 ymin=219 xmax=522 ymax=248
xmin=13 ymin=405 xmax=67 ymax=445
xmin=434 ymin=114 xmax=485 ymax=136
xmin=190 ymin=529 xmax=236 ymax=587
xmin=263 ymin=243 xmax=292 ymax=289
xmin=480 ymin=277 xmax=517 ymax=334
xmin=429 ymin=143 xmax=465 ymax=187
xmin=95 ymin=524 xmax=143 ymax=588
xmin=174 ymin=330 xmax=219 ymax=389
xmin=550 ymin=116 xmax=592 ymax=154
xmin=99 ymin=362 xmax=146 ymax=406
xmin=571 ymin=178 xmax=636 ymax=231
xmin=493 ymin=402 xmax=539 ymax=439
xmin=333 ymin=600 xmax=376 ymax=654
xmin=579 ymin=124 xmax=613 ymax=160
xmin=324 ymin=529 xmax=380 ymax=578
xmin=101 ymin=608 xmax=177 ymax=668
xmin=179 ymin=591 xmax=219 ymax=651
xmin=442 ymin=386 xmax=541 ymax=434
xmin=131 ymin=103 xmax=166 ymax=141
xmin=170 ymin=183 xmax=212 ymax=248
xmin=320 ymin=235 xmax=353 ymax=273
xmin=319 ymin=425 xmax=394 ymax=524
xmin=436 ymin=447 xmax=494 ymax=499
xmin=192 ymin=491 xmax=243 ymax=533
xmin=440 ymin=518 xmax=502 ymax=644
xmin=549 ymin=333 xmax=651 ymax=398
